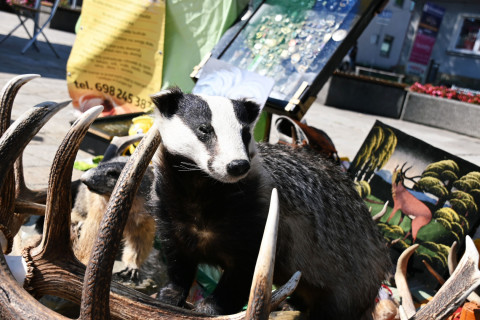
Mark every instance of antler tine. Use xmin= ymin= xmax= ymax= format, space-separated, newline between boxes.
xmin=0 ymin=74 xmax=40 ymax=134
xmin=246 ymin=188 xmax=281 ymax=319
xmin=80 ymin=122 xmax=161 ymax=319
xmin=32 ymin=105 xmax=104 ymax=259
xmin=14 ymin=198 xmax=46 ymax=215
xmin=270 ymin=271 xmax=301 ymax=311
xmin=0 ymin=101 xmax=70 ymax=191
xmin=102 ymin=133 xmax=145 ymax=161
xmin=448 ymin=241 xmax=458 ymax=275
xmin=372 ymin=201 xmax=389 ymax=221
xmin=395 ymin=244 xmax=418 ymax=319
xmin=412 ymin=236 xmax=480 ymax=320
xmin=0 ymin=101 xmax=69 ymax=254
xmin=15 ymin=153 xmax=48 ymax=203
xmin=421 ymin=260 xmax=445 ymax=285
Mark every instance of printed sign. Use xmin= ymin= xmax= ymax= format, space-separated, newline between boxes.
xmin=407 ymin=2 xmax=445 ymax=76
xmin=66 ymin=0 xmax=166 ymax=117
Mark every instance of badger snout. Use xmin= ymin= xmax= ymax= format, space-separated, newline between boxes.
xmin=226 ymin=159 xmax=250 ymax=177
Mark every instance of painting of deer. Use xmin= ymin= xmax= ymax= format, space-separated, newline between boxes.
xmin=386 ymin=163 xmax=432 ymax=242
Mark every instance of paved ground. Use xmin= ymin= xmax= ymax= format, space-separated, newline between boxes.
xmin=1 ymin=9 xmax=480 ymax=193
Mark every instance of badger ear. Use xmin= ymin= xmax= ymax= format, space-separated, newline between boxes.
xmin=242 ymin=99 xmax=261 ymax=124
xmin=150 ymin=87 xmax=183 ymax=117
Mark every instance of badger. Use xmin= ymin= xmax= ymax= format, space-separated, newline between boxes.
xmin=72 ymin=156 xmax=156 ymax=281
xmin=150 ymin=87 xmax=391 ymax=319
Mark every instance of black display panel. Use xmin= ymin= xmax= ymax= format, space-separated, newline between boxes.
xmin=204 ymin=0 xmax=387 ymax=118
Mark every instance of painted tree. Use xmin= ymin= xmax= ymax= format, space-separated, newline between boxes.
xmin=451 ymin=171 xmax=480 ymax=218
xmin=415 ymin=160 xmax=460 ymax=211
xmin=434 ymin=207 xmax=467 ymax=242
xmin=416 ymin=165 xmax=480 ymax=239
xmin=350 ymin=126 xmax=397 ymax=182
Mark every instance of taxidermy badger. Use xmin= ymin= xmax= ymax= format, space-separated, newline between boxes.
xmin=72 ymin=156 xmax=155 ymax=281
xmin=150 ymin=88 xmax=391 ymax=319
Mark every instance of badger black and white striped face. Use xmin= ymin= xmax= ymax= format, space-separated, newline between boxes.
xmin=151 ymin=88 xmax=260 ymax=183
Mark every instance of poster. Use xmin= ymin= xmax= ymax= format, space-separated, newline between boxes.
xmin=406 ymin=2 xmax=445 ymax=77
xmin=349 ymin=121 xmax=480 ymax=288
xmin=66 ymin=0 xmax=166 ymax=117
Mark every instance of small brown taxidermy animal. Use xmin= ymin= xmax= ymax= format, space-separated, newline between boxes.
xmin=150 ymin=88 xmax=392 ymax=320
xmin=72 ymin=155 xmax=155 ymax=281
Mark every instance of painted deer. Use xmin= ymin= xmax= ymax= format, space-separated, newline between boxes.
xmin=386 ymin=163 xmax=432 ymax=243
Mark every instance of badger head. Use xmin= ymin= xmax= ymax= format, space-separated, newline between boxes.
xmin=150 ymin=87 xmax=261 ymax=183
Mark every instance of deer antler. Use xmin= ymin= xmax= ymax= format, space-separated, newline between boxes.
xmin=396 ymin=238 xmax=480 ymax=320
xmin=411 ymin=236 xmax=480 ymax=319
xmin=0 ymin=74 xmax=300 ymax=319
xmin=448 ymin=240 xmax=480 ymax=305
xmin=395 ymin=244 xmax=418 ymax=319
xmin=372 ymin=201 xmax=389 ymax=221
xmin=102 ymin=133 xmax=145 ymax=161
xmin=0 ymin=75 xmax=70 ymax=253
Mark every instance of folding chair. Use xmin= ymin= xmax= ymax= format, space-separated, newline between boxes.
xmin=0 ymin=0 xmax=61 ymax=58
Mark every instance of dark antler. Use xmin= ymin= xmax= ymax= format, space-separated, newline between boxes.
xmin=0 ymin=75 xmax=300 ymax=320
xmin=0 ymin=74 xmax=69 ymax=253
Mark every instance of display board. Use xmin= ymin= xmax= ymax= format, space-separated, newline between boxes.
xmin=66 ymin=0 xmax=166 ymax=117
xmin=194 ymin=0 xmax=387 ymax=119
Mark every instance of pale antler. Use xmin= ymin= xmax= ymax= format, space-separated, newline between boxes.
xmin=372 ymin=201 xmax=389 ymax=221
xmin=448 ymin=241 xmax=458 ymax=275
xmin=448 ymin=240 xmax=480 ymax=305
xmin=394 ymin=244 xmax=418 ymax=319
xmin=246 ymin=188 xmax=279 ymax=319
xmin=411 ymin=236 xmax=480 ymax=320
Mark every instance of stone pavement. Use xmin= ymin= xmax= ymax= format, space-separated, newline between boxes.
xmin=1 ymin=10 xmax=480 ymax=193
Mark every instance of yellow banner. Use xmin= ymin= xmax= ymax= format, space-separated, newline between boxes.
xmin=66 ymin=0 xmax=165 ymax=117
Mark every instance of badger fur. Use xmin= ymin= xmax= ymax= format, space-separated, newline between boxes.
xmin=150 ymin=88 xmax=391 ymax=319
xmin=72 ymin=156 xmax=155 ymax=281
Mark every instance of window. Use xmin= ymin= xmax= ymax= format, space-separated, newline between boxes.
xmin=450 ymin=15 xmax=480 ymax=56
xmin=394 ymin=0 xmax=404 ymax=9
xmin=380 ymin=35 xmax=394 ymax=57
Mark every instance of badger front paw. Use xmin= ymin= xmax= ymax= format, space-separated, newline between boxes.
xmin=114 ymin=266 xmax=140 ymax=282
xmin=194 ymin=297 xmax=222 ymax=315
xmin=157 ymin=282 xmax=188 ymax=307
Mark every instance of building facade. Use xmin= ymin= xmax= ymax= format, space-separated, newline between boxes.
xmin=355 ymin=0 xmax=480 ymax=89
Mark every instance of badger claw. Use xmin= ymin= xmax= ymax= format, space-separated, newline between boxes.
xmin=115 ymin=266 xmax=140 ymax=282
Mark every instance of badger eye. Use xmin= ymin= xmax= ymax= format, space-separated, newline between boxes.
xmin=198 ymin=124 xmax=213 ymax=135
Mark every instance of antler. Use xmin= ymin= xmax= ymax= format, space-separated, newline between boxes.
xmin=0 ymin=75 xmax=300 ymax=319
xmin=0 ymin=75 xmax=69 ymax=253
xmin=102 ymin=133 xmax=144 ymax=161
xmin=395 ymin=244 xmax=418 ymax=319
xmin=411 ymin=236 xmax=480 ymax=319
xmin=448 ymin=240 xmax=480 ymax=305
xmin=372 ymin=201 xmax=389 ymax=221
xmin=396 ymin=238 xmax=480 ymax=320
